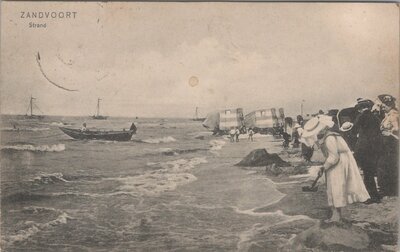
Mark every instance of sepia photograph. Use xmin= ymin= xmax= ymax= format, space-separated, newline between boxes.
xmin=1 ymin=2 xmax=399 ymax=251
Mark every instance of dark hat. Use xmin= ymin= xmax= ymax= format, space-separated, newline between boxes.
xmin=378 ymin=94 xmax=396 ymax=107
xmin=355 ymin=99 xmax=374 ymax=110
xmin=327 ymin=109 xmax=339 ymax=117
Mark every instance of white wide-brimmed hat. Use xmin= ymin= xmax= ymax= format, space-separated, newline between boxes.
xmin=301 ymin=115 xmax=334 ymax=138
xmin=339 ymin=122 xmax=353 ymax=132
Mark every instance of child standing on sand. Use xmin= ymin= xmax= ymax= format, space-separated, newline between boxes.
xmin=301 ymin=115 xmax=370 ymax=223
xmin=229 ymin=128 xmax=236 ymax=142
xmin=248 ymin=128 xmax=254 ymax=141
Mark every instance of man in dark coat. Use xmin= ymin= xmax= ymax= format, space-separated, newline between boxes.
xmin=353 ymin=99 xmax=382 ymax=204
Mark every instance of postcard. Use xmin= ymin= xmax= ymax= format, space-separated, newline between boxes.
xmin=1 ymin=2 xmax=398 ymax=251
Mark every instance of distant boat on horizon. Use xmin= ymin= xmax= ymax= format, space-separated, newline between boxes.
xmin=24 ymin=96 xmax=45 ymax=120
xmin=192 ymin=107 xmax=206 ymax=121
xmin=92 ymin=98 xmax=108 ymax=120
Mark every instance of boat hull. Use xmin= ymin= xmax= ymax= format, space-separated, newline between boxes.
xmin=192 ymin=118 xmax=205 ymax=122
xmin=92 ymin=115 xmax=108 ymax=120
xmin=59 ymin=127 xmax=135 ymax=141
xmin=24 ymin=115 xmax=45 ymax=120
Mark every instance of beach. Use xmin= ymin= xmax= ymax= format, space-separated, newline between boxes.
xmin=1 ymin=115 xmax=398 ymax=251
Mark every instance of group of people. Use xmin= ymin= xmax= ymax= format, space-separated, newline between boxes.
xmin=344 ymin=95 xmax=399 ymax=202
xmin=228 ymin=127 xmax=255 ymax=142
xmin=297 ymin=94 xmax=398 ymax=223
xmin=229 ymin=127 xmax=241 ymax=142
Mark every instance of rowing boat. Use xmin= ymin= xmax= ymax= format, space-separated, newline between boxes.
xmin=59 ymin=123 xmax=137 ymax=141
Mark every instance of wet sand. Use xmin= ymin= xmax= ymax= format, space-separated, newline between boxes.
xmin=223 ymin=134 xmax=398 ymax=251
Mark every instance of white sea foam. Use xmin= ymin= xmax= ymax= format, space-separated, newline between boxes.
xmin=21 ymin=206 xmax=60 ymax=214
xmin=209 ymin=139 xmax=226 ymax=151
xmin=49 ymin=122 xmax=70 ymax=127
xmin=32 ymin=172 xmax=69 ymax=184
xmin=106 ymin=157 xmax=208 ymax=196
xmin=1 ymin=143 xmax=65 ymax=152
xmin=272 ymin=180 xmax=303 ymax=185
xmin=145 ymin=147 xmax=206 ymax=157
xmin=236 ymin=212 xmax=315 ymax=251
xmin=153 ymin=147 xmax=179 ymax=156
xmin=141 ymin=136 xmax=177 ymax=144
xmin=3 ymin=212 xmax=71 ymax=246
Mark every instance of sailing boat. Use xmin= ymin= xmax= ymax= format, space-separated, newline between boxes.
xmin=192 ymin=107 xmax=205 ymax=121
xmin=92 ymin=98 xmax=108 ymax=120
xmin=24 ymin=96 xmax=45 ymax=119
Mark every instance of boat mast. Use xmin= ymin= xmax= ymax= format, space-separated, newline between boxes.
xmin=97 ymin=98 xmax=101 ymax=116
xmin=30 ymin=96 xmax=36 ymax=116
xmin=195 ymin=107 xmax=199 ymax=119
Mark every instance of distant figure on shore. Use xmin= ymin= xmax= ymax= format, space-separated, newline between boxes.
xmin=229 ymin=128 xmax=235 ymax=142
xmin=301 ymin=115 xmax=370 ymax=223
xmin=292 ymin=123 xmax=301 ymax=148
xmin=377 ymin=95 xmax=399 ymax=197
xmin=248 ymin=128 xmax=254 ymax=141
xmin=353 ymin=99 xmax=382 ymax=204
xmin=297 ymin=115 xmax=313 ymax=162
xmin=81 ymin=123 xmax=88 ymax=132
xmin=281 ymin=132 xmax=290 ymax=148
xmin=235 ymin=127 xmax=240 ymax=142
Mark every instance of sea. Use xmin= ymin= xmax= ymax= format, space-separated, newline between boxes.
xmin=1 ymin=115 xmax=311 ymax=251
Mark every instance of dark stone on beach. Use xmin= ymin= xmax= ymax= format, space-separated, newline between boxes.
xmin=194 ymin=135 xmax=205 ymax=140
xmin=236 ymin=149 xmax=289 ymax=167
xmin=288 ymin=222 xmax=370 ymax=251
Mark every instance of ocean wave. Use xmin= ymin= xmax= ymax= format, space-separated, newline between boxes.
xmin=32 ymin=172 xmax=70 ymax=184
xmin=106 ymin=157 xmax=208 ymax=196
xmin=3 ymin=212 xmax=71 ymax=246
xmin=236 ymin=212 xmax=315 ymax=251
xmin=19 ymin=206 xmax=60 ymax=214
xmin=289 ymin=166 xmax=324 ymax=183
xmin=148 ymin=157 xmax=208 ymax=172
xmin=49 ymin=122 xmax=71 ymax=127
xmin=145 ymin=147 xmax=208 ymax=156
xmin=140 ymin=136 xmax=177 ymax=144
xmin=3 ymin=192 xmax=52 ymax=203
xmin=209 ymin=139 xmax=226 ymax=151
xmin=1 ymin=127 xmax=51 ymax=132
xmin=1 ymin=144 xmax=65 ymax=152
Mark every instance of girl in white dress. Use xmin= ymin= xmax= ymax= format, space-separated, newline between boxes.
xmin=301 ymin=115 xmax=370 ymax=222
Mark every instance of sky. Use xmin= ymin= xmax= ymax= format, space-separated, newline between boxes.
xmin=1 ymin=2 xmax=399 ymax=118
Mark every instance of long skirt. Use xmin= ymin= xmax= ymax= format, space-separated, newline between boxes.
xmin=326 ymin=151 xmax=370 ymax=208
xmin=378 ymin=136 xmax=399 ymax=196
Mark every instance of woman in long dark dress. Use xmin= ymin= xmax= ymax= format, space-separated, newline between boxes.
xmin=377 ymin=95 xmax=399 ymax=197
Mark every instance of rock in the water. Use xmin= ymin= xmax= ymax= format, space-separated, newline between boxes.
xmin=289 ymin=222 xmax=370 ymax=251
xmin=236 ymin=149 xmax=289 ymax=167
xmin=194 ymin=135 xmax=205 ymax=140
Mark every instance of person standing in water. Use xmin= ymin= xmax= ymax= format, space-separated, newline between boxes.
xmin=229 ymin=128 xmax=235 ymax=142
xmin=235 ymin=127 xmax=240 ymax=142
xmin=248 ymin=128 xmax=254 ymax=141
xmin=301 ymin=115 xmax=370 ymax=223
xmin=81 ymin=123 xmax=88 ymax=132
